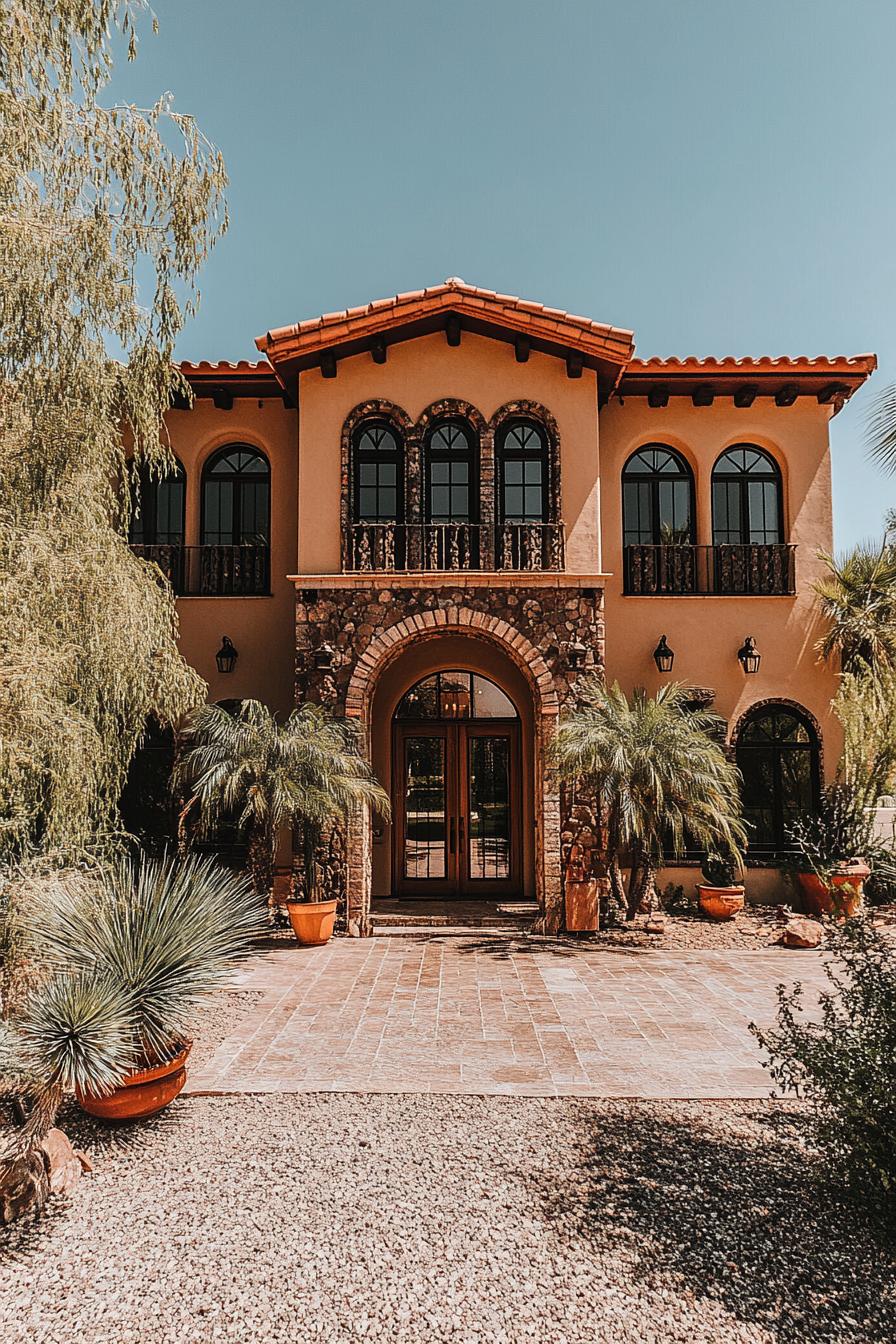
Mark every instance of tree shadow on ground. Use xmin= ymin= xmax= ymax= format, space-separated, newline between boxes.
xmin=536 ymin=1101 xmax=896 ymax=1344
xmin=449 ymin=934 xmax=664 ymax=961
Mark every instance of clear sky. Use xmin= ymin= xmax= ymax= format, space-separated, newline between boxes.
xmin=109 ymin=0 xmax=896 ymax=550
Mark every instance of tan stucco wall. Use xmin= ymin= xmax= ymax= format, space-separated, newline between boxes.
xmin=164 ymin=397 xmax=298 ymax=714
xmin=598 ymin=397 xmax=841 ymax=775
xmin=296 ymin=331 xmax=602 ymax=575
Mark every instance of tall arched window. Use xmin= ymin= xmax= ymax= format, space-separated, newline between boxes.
xmin=201 ymin=445 xmax=270 ymax=546
xmin=735 ymin=704 xmax=820 ymax=852
xmin=622 ymin=445 xmax=694 ymax=546
xmin=128 ymin=458 xmax=185 ymax=546
xmin=712 ymin=445 xmax=782 ymax=546
xmin=497 ymin=420 xmax=549 ymax=525
xmin=352 ymin=421 xmax=403 ymax=523
xmin=425 ymin=420 xmax=477 ymax=524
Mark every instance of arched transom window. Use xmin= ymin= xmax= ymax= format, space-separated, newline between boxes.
xmin=712 ymin=445 xmax=782 ymax=546
xmin=395 ymin=671 xmax=518 ymax=721
xmin=623 ymin=445 xmax=694 ymax=546
xmin=735 ymin=704 xmax=820 ymax=852
xmin=201 ymin=445 xmax=270 ymax=546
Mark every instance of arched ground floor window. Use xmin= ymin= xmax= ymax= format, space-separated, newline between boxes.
xmin=734 ymin=703 xmax=821 ymax=854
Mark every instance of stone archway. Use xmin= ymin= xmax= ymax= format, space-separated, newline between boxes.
xmin=342 ymin=608 xmax=562 ymax=935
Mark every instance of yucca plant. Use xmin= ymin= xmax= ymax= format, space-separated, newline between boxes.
xmin=0 ymin=852 xmax=261 ymax=1219
xmin=173 ymin=700 xmax=390 ymax=901
xmin=552 ymin=679 xmax=746 ymax=919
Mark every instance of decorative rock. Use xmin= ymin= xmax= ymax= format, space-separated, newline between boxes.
xmin=0 ymin=1149 xmax=49 ymax=1224
xmin=777 ymin=917 xmax=825 ymax=949
xmin=644 ymin=916 xmax=666 ymax=935
xmin=40 ymin=1127 xmax=86 ymax=1196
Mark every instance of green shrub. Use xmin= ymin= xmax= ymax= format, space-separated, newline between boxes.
xmin=752 ymin=917 xmax=896 ymax=1203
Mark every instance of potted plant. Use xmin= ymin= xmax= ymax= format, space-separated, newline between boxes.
xmin=0 ymin=849 xmax=261 ymax=1221
xmin=174 ymin=699 xmax=389 ymax=946
xmin=787 ymin=784 xmax=871 ymax=919
xmin=697 ymin=851 xmax=745 ymax=920
xmin=551 ymin=680 xmax=747 ymax=924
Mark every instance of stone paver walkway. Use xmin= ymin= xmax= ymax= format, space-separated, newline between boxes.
xmin=188 ymin=936 xmax=830 ymax=1099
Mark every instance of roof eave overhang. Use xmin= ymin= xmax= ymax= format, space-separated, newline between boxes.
xmin=617 ymin=356 xmax=877 ymax=412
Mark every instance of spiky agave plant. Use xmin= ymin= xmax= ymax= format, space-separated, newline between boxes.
xmin=173 ymin=700 xmax=390 ymax=901
xmin=551 ymin=679 xmax=746 ymax=918
xmin=0 ymin=853 xmax=262 ymax=1220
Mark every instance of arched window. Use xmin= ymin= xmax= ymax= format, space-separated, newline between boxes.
xmin=395 ymin=671 xmax=518 ymax=720
xmin=128 ymin=458 xmax=185 ymax=546
xmin=622 ymin=445 xmax=694 ymax=546
xmin=425 ymin=420 xmax=477 ymax=525
xmin=735 ymin=704 xmax=820 ymax=853
xmin=712 ymin=445 xmax=782 ymax=546
xmin=201 ymin=445 xmax=270 ymax=547
xmin=353 ymin=421 xmax=403 ymax=523
xmin=497 ymin=420 xmax=549 ymax=525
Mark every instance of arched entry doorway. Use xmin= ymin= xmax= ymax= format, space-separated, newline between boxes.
xmin=393 ymin=670 xmax=521 ymax=897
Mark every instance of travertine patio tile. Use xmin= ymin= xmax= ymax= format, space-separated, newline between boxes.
xmin=186 ymin=937 xmax=830 ymax=1100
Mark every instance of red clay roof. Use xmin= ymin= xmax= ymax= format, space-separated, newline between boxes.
xmin=255 ymin=277 xmax=636 ymax=393
xmin=618 ymin=353 xmax=876 ymax=410
xmin=626 ymin=354 xmax=877 ymax=376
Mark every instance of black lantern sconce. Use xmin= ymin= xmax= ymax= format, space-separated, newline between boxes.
xmin=314 ymin=642 xmax=335 ymax=671
xmin=737 ymin=636 xmax=761 ymax=675
xmin=215 ymin=636 xmax=238 ymax=675
xmin=653 ymin=635 xmax=675 ymax=674
xmin=567 ymin=639 xmax=587 ymax=671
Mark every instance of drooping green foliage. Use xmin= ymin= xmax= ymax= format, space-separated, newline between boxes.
xmin=551 ymin=680 xmax=746 ymax=917
xmin=752 ymin=917 xmax=896 ymax=1206
xmin=866 ymin=383 xmax=896 ymax=476
xmin=813 ymin=526 xmax=896 ymax=675
xmin=0 ymin=1 xmax=227 ymax=859
xmin=173 ymin=700 xmax=391 ymax=898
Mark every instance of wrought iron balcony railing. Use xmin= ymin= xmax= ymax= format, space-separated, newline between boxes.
xmin=131 ymin=544 xmax=270 ymax=596
xmin=346 ymin=521 xmax=566 ymax=573
xmin=623 ymin=543 xmax=796 ymax=596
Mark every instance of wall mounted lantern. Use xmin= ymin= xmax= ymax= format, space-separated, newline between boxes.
xmin=215 ymin=636 xmax=238 ymax=675
xmin=653 ymin=635 xmax=675 ymax=674
xmin=737 ymin=636 xmax=761 ymax=675
xmin=567 ymin=640 xmax=588 ymax=671
xmin=314 ymin=642 xmax=335 ymax=670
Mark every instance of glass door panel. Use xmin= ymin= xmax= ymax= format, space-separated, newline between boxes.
xmin=402 ymin=734 xmax=449 ymax=881
xmin=467 ymin=735 xmax=511 ymax=881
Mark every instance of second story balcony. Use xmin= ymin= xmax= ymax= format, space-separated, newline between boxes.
xmin=132 ymin=544 xmax=270 ymax=596
xmin=345 ymin=521 xmax=566 ymax=573
xmin=623 ymin=543 xmax=796 ymax=596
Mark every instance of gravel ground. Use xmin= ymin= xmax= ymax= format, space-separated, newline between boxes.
xmin=589 ymin=903 xmax=896 ymax=950
xmin=2 ymin=1094 xmax=894 ymax=1344
xmin=188 ymin=989 xmax=263 ymax=1073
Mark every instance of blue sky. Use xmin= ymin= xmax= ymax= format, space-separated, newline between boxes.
xmin=110 ymin=0 xmax=896 ymax=549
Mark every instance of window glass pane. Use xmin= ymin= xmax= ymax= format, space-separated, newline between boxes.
xmin=504 ymin=485 xmax=524 ymax=518
xmin=524 ymin=460 xmax=542 ymax=485
xmin=395 ymin=675 xmax=439 ymax=718
xmin=359 ymin=487 xmax=378 ymax=518
xmin=468 ymin=736 xmax=511 ymax=879
xmin=359 ymin=462 xmax=376 ymax=486
xmin=403 ymin=736 xmax=446 ymax=878
xmin=379 ymin=462 xmax=397 ymax=487
xmin=378 ymin=486 xmax=397 ymax=519
xmin=450 ymin=485 xmax=469 ymax=518
xmin=738 ymin=749 xmax=777 ymax=849
xmin=471 ymin=675 xmax=517 ymax=718
xmin=203 ymin=480 xmax=233 ymax=545
xmin=505 ymin=460 xmax=523 ymax=485
xmin=524 ymin=485 xmax=543 ymax=518
xmin=430 ymin=485 xmax=450 ymax=517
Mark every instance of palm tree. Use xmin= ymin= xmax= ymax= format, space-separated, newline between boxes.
xmin=813 ymin=527 xmax=896 ymax=674
xmin=551 ymin=680 xmax=746 ymax=919
xmin=172 ymin=700 xmax=390 ymax=901
xmin=867 ymin=385 xmax=896 ymax=475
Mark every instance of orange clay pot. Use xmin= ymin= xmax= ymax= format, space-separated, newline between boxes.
xmin=565 ymin=879 xmax=600 ymax=932
xmin=697 ymin=884 xmax=745 ymax=921
xmin=797 ymin=864 xmax=869 ymax=919
xmin=77 ymin=1041 xmax=191 ymax=1122
xmin=285 ymin=898 xmax=338 ymax=946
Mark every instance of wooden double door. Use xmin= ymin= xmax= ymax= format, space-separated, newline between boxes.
xmin=393 ymin=721 xmax=521 ymax=897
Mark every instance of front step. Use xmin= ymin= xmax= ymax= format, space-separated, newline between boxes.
xmin=370 ymin=901 xmax=540 ymax=936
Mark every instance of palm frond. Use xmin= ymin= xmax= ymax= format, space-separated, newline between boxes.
xmin=866 ymin=383 xmax=896 ymax=474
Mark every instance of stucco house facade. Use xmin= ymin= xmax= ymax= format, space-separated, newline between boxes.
xmin=131 ymin=278 xmax=875 ymax=932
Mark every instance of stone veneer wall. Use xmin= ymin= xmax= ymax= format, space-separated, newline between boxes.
xmin=294 ymin=583 xmax=607 ymax=933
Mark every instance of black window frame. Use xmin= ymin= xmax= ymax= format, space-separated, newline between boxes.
xmin=622 ymin=444 xmax=696 ymax=546
xmin=424 ymin=417 xmax=479 ymax=524
xmin=497 ymin=418 xmax=551 ymax=526
xmin=351 ymin=419 xmax=405 ymax=524
xmin=734 ymin=704 xmax=821 ymax=854
xmin=200 ymin=444 xmax=271 ymax=547
xmin=128 ymin=457 xmax=186 ymax=547
xmin=712 ymin=444 xmax=784 ymax=547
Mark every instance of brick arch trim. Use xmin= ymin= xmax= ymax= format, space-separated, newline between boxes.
xmin=340 ymin=399 xmax=415 ymax=568
xmin=488 ymin=399 xmax=562 ymax=525
xmin=344 ymin=607 xmax=560 ymax=721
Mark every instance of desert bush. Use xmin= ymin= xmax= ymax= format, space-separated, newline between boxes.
xmin=752 ymin=917 xmax=896 ymax=1204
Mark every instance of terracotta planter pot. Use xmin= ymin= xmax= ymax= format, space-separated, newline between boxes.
xmin=565 ymin=879 xmax=599 ymax=932
xmin=797 ymin=864 xmax=869 ymax=918
xmin=697 ymin=884 xmax=745 ymax=921
xmin=78 ymin=1041 xmax=191 ymax=1122
xmin=285 ymin=897 xmax=338 ymax=946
